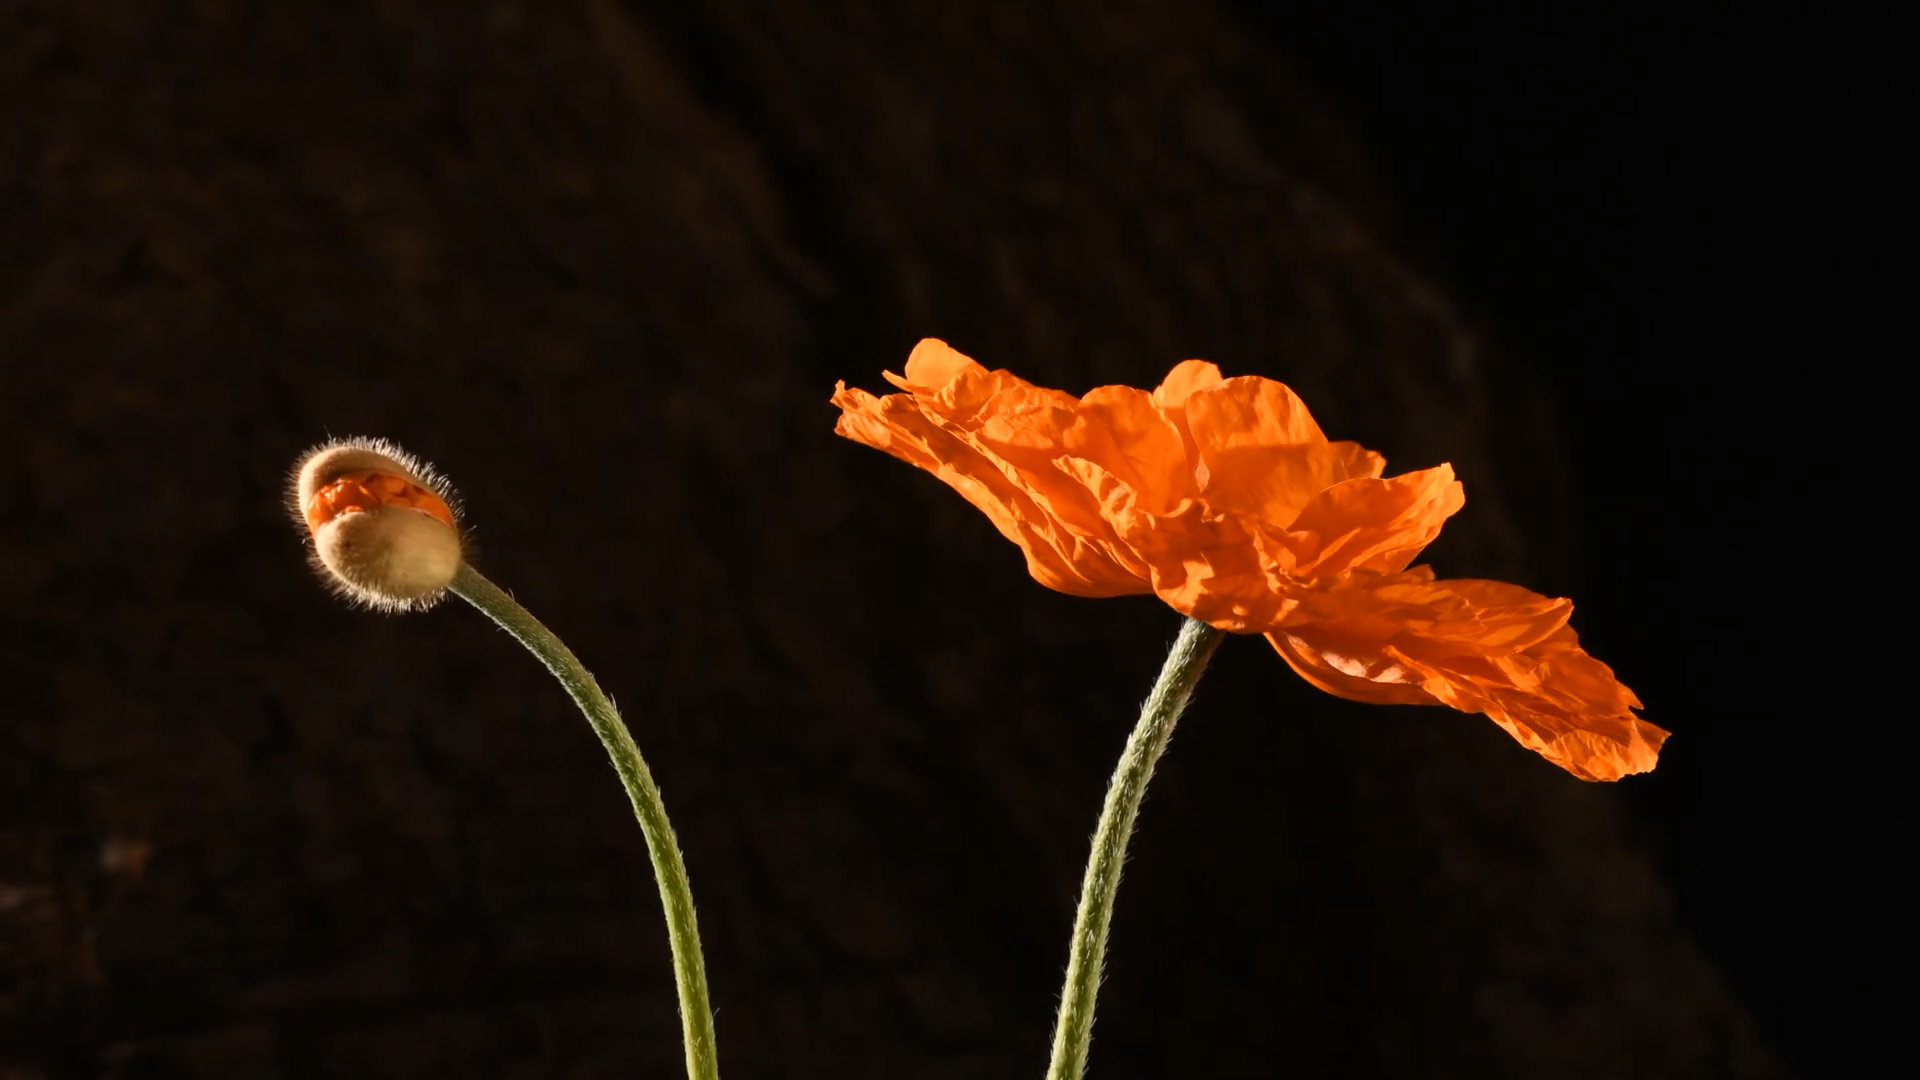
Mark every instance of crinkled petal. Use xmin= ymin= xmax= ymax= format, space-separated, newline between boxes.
xmin=1269 ymin=629 xmax=1439 ymax=706
xmin=1184 ymin=377 xmax=1386 ymax=528
xmin=895 ymin=337 xmax=982 ymax=392
xmin=1268 ymin=571 xmax=1665 ymax=781
xmin=1261 ymin=465 xmax=1466 ymax=578
xmin=969 ymin=385 xmax=1159 ymax=574
xmin=1149 ymin=359 xmax=1224 ymax=471
xmin=833 ymin=342 xmax=1466 ymax=626
xmin=884 ymin=339 xmax=1039 ymax=425
xmin=832 ymin=381 xmax=1147 ymax=596
xmin=1071 ymin=385 xmax=1194 ymax=514
xmin=1149 ymin=359 xmax=1226 ymax=411
xmin=1120 ymin=502 xmax=1296 ymax=632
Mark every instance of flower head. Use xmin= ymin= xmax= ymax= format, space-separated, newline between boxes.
xmin=833 ymin=340 xmax=1666 ymax=780
xmin=288 ymin=437 xmax=464 ymax=611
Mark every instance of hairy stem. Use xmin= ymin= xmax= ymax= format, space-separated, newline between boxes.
xmin=451 ymin=562 xmax=719 ymax=1080
xmin=1047 ymin=617 xmax=1226 ymax=1080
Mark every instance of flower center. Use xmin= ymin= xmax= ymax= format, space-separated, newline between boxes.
xmin=304 ymin=470 xmax=455 ymax=534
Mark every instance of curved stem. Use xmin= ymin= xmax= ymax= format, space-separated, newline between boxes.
xmin=450 ymin=562 xmax=719 ymax=1080
xmin=1047 ymin=617 xmax=1225 ymax=1080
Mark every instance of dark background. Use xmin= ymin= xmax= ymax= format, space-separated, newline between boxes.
xmin=1235 ymin=7 xmax=1858 ymax=1076
xmin=3 ymin=2 xmax=1847 ymax=1077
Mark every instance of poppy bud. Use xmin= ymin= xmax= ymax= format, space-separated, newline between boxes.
xmin=289 ymin=437 xmax=464 ymax=611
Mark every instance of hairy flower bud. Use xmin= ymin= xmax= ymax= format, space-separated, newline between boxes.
xmin=289 ymin=437 xmax=463 ymax=611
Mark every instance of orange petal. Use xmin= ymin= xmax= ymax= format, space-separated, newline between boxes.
xmin=1269 ymin=629 xmax=1439 ymax=706
xmin=304 ymin=470 xmax=456 ymax=534
xmin=973 ymin=385 xmax=1153 ymax=556
xmin=896 ymin=337 xmax=981 ymax=391
xmin=1269 ymin=572 xmax=1666 ymax=781
xmin=1070 ymin=386 xmax=1194 ymax=515
xmin=973 ymin=382 xmax=1199 ymax=542
xmin=831 ymin=381 xmax=1148 ymax=596
xmin=1261 ymin=465 xmax=1466 ymax=578
xmin=832 ymin=345 xmax=1463 ymax=625
xmin=1184 ymin=377 xmax=1386 ymax=527
xmin=1149 ymin=359 xmax=1226 ymax=411
xmin=1122 ymin=502 xmax=1294 ymax=632
xmin=883 ymin=339 xmax=1040 ymax=423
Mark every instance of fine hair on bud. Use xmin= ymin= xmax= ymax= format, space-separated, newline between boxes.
xmin=288 ymin=436 xmax=465 ymax=612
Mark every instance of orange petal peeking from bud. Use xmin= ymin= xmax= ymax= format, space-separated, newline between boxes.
xmin=304 ymin=470 xmax=457 ymax=534
xmin=288 ymin=437 xmax=463 ymax=611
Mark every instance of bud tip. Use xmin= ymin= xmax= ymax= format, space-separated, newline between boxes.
xmin=288 ymin=437 xmax=464 ymax=612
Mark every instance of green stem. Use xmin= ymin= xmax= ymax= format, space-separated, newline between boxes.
xmin=1046 ymin=616 xmax=1225 ymax=1080
xmin=450 ymin=562 xmax=719 ymax=1080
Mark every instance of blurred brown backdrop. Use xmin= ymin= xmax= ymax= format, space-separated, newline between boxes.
xmin=2 ymin=2 xmax=1795 ymax=1077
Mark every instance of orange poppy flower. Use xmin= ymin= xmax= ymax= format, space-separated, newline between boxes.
xmin=832 ymin=339 xmax=1665 ymax=781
